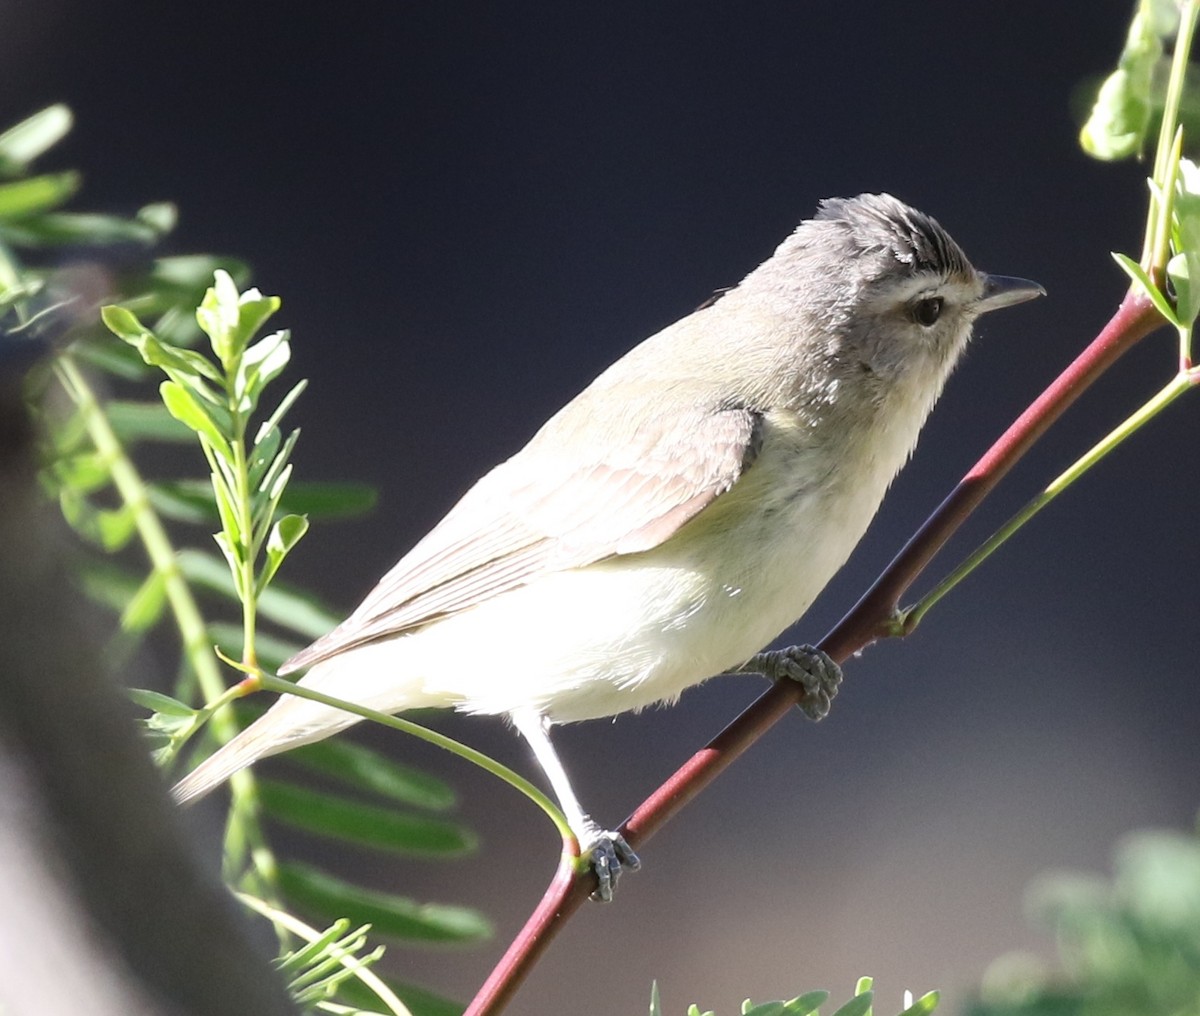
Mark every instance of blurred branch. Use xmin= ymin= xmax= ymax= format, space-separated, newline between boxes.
xmin=0 ymin=348 xmax=298 ymax=1016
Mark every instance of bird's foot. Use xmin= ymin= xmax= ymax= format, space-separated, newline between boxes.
xmin=739 ymin=644 xmax=842 ymax=721
xmin=578 ymin=824 xmax=641 ymax=903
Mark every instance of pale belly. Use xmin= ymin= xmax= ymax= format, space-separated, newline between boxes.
xmin=299 ymin=409 xmax=907 ymax=727
xmin=407 ymin=463 xmax=877 ymax=723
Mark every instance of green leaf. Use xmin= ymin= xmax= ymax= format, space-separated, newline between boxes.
xmin=196 ymin=269 xmax=280 ymax=368
xmin=1167 ymin=251 xmax=1199 ymax=326
xmin=71 ymin=335 xmax=152 ymax=380
xmin=116 ymin=255 xmax=249 ymax=326
xmin=195 ymin=269 xmax=239 ymax=362
xmin=42 ymin=407 xmax=89 ymax=457
xmin=1170 ymin=159 xmax=1200 ymax=329
xmin=259 ymin=780 xmax=475 ymax=857
xmin=213 ymin=531 xmax=245 ymax=596
xmin=0 ymin=171 xmax=80 ymax=220
xmin=275 ymin=918 xmax=388 ymax=1006
xmin=236 ymin=329 xmax=291 ymax=410
xmin=120 ymin=568 xmax=168 ymax=632
xmin=210 ymin=459 xmax=242 ymax=546
xmin=275 ymin=917 xmax=350 ymax=976
xmin=0 ymin=211 xmax=161 ymax=247
xmin=101 ymin=304 xmax=151 ymax=342
xmin=50 ymin=450 xmax=111 ymax=493
xmin=1078 ymin=9 xmax=1161 ymax=160
xmin=258 ymin=513 xmax=309 ymax=593
xmin=177 ymin=546 xmax=249 ymax=600
xmin=128 ymin=688 xmax=196 ymax=717
xmin=95 ymin=505 xmax=137 ymax=550
xmin=276 ymin=862 xmax=492 ymax=944
xmin=103 ymin=306 xmax=225 ymax=393
xmin=160 ymin=380 xmax=232 ymax=458
xmin=141 ymin=334 xmax=226 ymax=391
xmin=650 ymin=982 xmax=662 ymax=1016
xmin=897 ymin=991 xmax=939 ymax=1016
xmin=58 ymin=488 xmax=136 ymax=550
xmin=286 ymin=738 xmax=456 ymax=811
xmin=830 ymin=992 xmax=873 ymax=1016
xmin=137 ymin=202 xmax=177 ymax=234
xmin=0 ymin=278 xmax=43 ymax=309
xmin=280 ymin=482 xmax=378 ymax=519
xmin=143 ymin=711 xmax=192 ymax=737
xmin=73 ymin=558 xmax=141 ymax=614
xmin=147 ymin=479 xmax=216 ymax=525
xmin=0 ymin=105 xmax=72 ymax=174
xmin=251 ymin=462 xmax=293 ymax=551
xmin=260 ymin=378 xmax=308 ymax=436
xmin=247 ymin=424 xmax=282 ymax=490
xmin=273 ymin=513 xmax=310 ymax=554
xmin=257 ymin=428 xmax=300 ymax=503
xmin=1111 ymin=252 xmax=1178 ymax=324
xmin=156 ymin=254 xmax=250 ymax=290
xmin=785 ymin=992 xmax=830 ymax=1016
xmin=208 ymin=623 xmax=302 ymax=672
xmin=106 ymin=400 xmax=193 ymax=444
xmin=178 ymin=549 xmax=340 ymax=637
xmin=258 ymin=580 xmax=341 ymax=637
xmin=334 ymin=974 xmax=463 ymax=1016
xmin=744 ymin=1003 xmax=786 ymax=1016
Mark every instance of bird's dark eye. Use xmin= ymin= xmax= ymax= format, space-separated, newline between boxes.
xmin=909 ymin=296 xmax=944 ymax=326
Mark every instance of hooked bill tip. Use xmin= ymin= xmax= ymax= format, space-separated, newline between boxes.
xmin=978 ymin=274 xmax=1046 ymax=313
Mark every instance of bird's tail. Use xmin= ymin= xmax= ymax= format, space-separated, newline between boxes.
xmin=172 ymin=637 xmax=451 ymax=805
xmin=172 ymin=729 xmax=264 ymax=804
xmin=171 ymin=693 xmax=362 ymax=805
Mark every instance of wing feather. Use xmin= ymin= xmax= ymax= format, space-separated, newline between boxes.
xmin=280 ymin=405 xmax=763 ymax=673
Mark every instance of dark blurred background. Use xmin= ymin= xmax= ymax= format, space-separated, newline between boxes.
xmin=3 ymin=2 xmax=1197 ymax=1013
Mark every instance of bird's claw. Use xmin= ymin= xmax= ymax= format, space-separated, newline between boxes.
xmin=740 ymin=643 xmax=842 ymax=720
xmin=582 ymin=830 xmax=641 ymax=903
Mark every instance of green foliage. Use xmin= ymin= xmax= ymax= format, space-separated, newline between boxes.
xmin=286 ymin=737 xmax=458 ymax=811
xmin=240 ymin=893 xmax=415 ymax=1015
xmin=0 ymin=104 xmax=72 ymax=175
xmin=1078 ymin=1 xmax=1173 ymax=160
xmin=648 ymin=818 xmax=1200 ymax=1016
xmin=650 ymin=977 xmax=938 ymax=1016
xmin=972 ymin=825 xmax=1200 ymax=1016
xmin=277 ymin=919 xmax=389 ymax=1011
xmin=277 ymin=863 xmax=492 ymax=944
xmin=103 ymin=273 xmax=309 ymax=634
xmin=1168 ymin=158 xmax=1200 ymax=328
xmin=258 ymin=780 xmax=477 ymax=858
xmin=4 ymin=104 xmax=481 ymax=1016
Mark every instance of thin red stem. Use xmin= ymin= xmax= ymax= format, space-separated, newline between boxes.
xmin=464 ymin=856 xmax=583 ymax=1016
xmin=465 ymin=287 xmax=1163 ymax=1015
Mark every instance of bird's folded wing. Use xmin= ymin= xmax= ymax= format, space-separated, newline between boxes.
xmin=280 ymin=405 xmax=763 ymax=673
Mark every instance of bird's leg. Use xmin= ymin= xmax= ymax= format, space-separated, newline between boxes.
xmin=736 ymin=644 xmax=842 ymax=720
xmin=511 ymin=711 xmax=640 ymax=903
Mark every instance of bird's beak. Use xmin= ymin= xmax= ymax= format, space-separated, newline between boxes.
xmin=977 ymin=274 xmax=1046 ymax=314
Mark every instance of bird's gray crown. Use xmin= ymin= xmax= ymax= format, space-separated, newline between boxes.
xmin=815 ymin=193 xmax=973 ymax=280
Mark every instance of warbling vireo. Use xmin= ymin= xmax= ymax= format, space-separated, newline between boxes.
xmin=173 ymin=193 xmax=1042 ymax=899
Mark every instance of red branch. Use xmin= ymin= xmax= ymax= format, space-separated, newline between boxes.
xmin=464 ymin=288 xmax=1163 ymax=1016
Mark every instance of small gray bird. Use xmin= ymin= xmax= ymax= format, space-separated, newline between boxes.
xmin=173 ymin=194 xmax=1042 ymax=899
